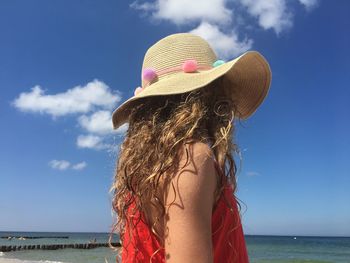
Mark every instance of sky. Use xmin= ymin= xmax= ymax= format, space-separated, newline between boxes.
xmin=0 ymin=0 xmax=349 ymax=237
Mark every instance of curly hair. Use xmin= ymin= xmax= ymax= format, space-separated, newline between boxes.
xmin=109 ymin=76 xmax=245 ymax=261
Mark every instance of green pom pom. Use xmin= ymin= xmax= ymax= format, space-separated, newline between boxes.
xmin=213 ymin=60 xmax=225 ymax=67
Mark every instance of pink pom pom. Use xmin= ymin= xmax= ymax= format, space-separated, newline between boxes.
xmin=134 ymin=86 xmax=144 ymax=96
xmin=142 ymin=68 xmax=157 ymax=82
xmin=182 ymin=59 xmax=198 ymax=73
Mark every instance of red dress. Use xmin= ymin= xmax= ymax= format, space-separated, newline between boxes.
xmin=120 ymin=160 xmax=249 ymax=263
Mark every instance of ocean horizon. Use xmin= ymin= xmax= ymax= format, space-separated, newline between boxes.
xmin=0 ymin=231 xmax=349 ymax=263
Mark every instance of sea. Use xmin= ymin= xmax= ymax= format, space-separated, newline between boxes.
xmin=0 ymin=232 xmax=349 ymax=263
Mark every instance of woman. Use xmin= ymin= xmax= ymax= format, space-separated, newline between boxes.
xmin=109 ymin=33 xmax=271 ymax=262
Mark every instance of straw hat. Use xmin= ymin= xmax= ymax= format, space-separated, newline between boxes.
xmin=112 ymin=33 xmax=271 ymax=130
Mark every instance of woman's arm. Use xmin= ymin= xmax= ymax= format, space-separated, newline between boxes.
xmin=164 ymin=142 xmax=217 ymax=263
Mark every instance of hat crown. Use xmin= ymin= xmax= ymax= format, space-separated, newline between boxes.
xmin=141 ymin=33 xmax=217 ymax=87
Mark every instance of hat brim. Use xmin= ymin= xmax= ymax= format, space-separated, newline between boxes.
xmin=112 ymin=50 xmax=271 ymax=130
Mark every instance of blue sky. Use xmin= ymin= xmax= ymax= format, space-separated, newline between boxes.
xmin=0 ymin=0 xmax=349 ymax=236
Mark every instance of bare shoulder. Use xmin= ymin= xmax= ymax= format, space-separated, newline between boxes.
xmin=166 ymin=141 xmax=217 ymax=204
xmin=163 ymin=141 xmax=217 ymax=262
xmin=178 ymin=141 xmax=214 ymax=166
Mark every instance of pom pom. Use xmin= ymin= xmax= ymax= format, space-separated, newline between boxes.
xmin=134 ymin=86 xmax=144 ymax=96
xmin=213 ymin=60 xmax=225 ymax=67
xmin=142 ymin=68 xmax=157 ymax=82
xmin=182 ymin=59 xmax=198 ymax=73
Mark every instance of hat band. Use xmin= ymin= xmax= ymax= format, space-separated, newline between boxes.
xmin=135 ymin=59 xmax=226 ymax=96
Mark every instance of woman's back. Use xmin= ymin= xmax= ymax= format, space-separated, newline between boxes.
xmin=120 ymin=144 xmax=249 ymax=263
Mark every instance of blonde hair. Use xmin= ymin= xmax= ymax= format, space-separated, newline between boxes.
xmin=109 ymin=77 xmax=244 ymax=260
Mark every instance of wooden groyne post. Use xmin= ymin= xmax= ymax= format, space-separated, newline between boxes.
xmin=1 ymin=236 xmax=69 ymax=240
xmin=0 ymin=242 xmax=121 ymax=252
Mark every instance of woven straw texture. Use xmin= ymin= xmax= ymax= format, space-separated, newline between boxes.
xmin=112 ymin=33 xmax=271 ymax=129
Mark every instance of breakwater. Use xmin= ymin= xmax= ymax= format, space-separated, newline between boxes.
xmin=0 ymin=242 xmax=121 ymax=252
xmin=1 ymin=236 xmax=69 ymax=240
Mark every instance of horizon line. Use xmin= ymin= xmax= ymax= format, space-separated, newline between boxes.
xmin=0 ymin=230 xmax=349 ymax=238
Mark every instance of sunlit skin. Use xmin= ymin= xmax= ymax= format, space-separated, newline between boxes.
xmin=163 ymin=141 xmax=218 ymax=262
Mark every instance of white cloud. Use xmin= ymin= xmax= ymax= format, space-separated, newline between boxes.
xmin=246 ymin=171 xmax=260 ymax=177
xmin=49 ymin=160 xmax=71 ymax=170
xmin=49 ymin=160 xmax=87 ymax=171
xmin=115 ymin=123 xmax=129 ymax=134
xmin=12 ymin=79 xmax=128 ymax=153
xmin=190 ymin=22 xmax=253 ymax=59
xmin=298 ymin=0 xmax=318 ymax=10
xmin=76 ymin=134 xmax=109 ymax=150
xmin=238 ymin=0 xmax=293 ymax=34
xmin=130 ymin=1 xmax=156 ymax=12
xmin=130 ymin=0 xmax=319 ymax=49
xmin=130 ymin=0 xmax=319 ymax=61
xmin=76 ymin=110 xmax=128 ymax=151
xmin=128 ymin=0 xmax=309 ymax=59
xmin=12 ymin=79 xmax=121 ymax=117
xmin=130 ymin=0 xmax=232 ymax=25
xmin=78 ymin=110 xmax=114 ymax=135
xmin=72 ymin=161 xmax=87 ymax=170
